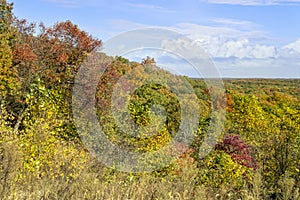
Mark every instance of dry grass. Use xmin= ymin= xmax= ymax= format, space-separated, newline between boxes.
xmin=1 ymin=149 xmax=299 ymax=199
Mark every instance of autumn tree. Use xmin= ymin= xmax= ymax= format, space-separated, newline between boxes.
xmin=215 ymin=134 xmax=257 ymax=169
xmin=13 ymin=19 xmax=102 ymax=89
xmin=11 ymin=19 xmax=102 ymax=135
xmin=227 ymin=91 xmax=300 ymax=197
xmin=0 ymin=6 xmax=102 ymax=179
xmin=0 ymin=0 xmax=20 ymax=107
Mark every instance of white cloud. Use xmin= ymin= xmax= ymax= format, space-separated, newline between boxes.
xmin=166 ymin=23 xmax=277 ymax=59
xmin=251 ymin=44 xmax=277 ymax=58
xmin=205 ymin=0 xmax=300 ymax=5
xmin=282 ymin=39 xmax=300 ymax=54
xmin=212 ymin=18 xmax=254 ymax=26
xmin=272 ymin=0 xmax=300 ymax=4
xmin=210 ymin=18 xmax=261 ymax=31
xmin=103 ymin=19 xmax=299 ymax=77
xmin=157 ymin=21 xmax=299 ymax=77
xmin=199 ymin=37 xmax=277 ymax=58
xmin=125 ymin=3 xmax=164 ymax=10
xmin=163 ymin=36 xmax=277 ymax=59
xmin=207 ymin=0 xmax=269 ymax=5
xmin=105 ymin=20 xmax=278 ymax=59
xmin=123 ymin=2 xmax=175 ymax=13
xmin=175 ymin=23 xmax=267 ymax=40
xmin=42 ymin=0 xmax=78 ymax=7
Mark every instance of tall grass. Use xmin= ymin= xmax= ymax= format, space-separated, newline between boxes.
xmin=1 ymin=143 xmax=299 ymax=200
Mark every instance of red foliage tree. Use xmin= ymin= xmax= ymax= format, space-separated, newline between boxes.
xmin=13 ymin=19 xmax=102 ymax=87
xmin=215 ymin=134 xmax=258 ymax=169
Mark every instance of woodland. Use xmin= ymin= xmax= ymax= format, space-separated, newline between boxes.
xmin=0 ymin=1 xmax=299 ymax=199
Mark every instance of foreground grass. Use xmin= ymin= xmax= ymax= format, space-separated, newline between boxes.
xmin=1 ymin=151 xmax=299 ymax=200
xmin=2 ymin=171 xmax=299 ymax=199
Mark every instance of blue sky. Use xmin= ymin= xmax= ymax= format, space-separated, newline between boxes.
xmin=9 ymin=0 xmax=300 ymax=78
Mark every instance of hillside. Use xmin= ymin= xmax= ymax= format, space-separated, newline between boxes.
xmin=0 ymin=1 xmax=299 ymax=199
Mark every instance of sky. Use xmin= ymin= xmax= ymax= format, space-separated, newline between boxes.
xmin=9 ymin=0 xmax=300 ymax=78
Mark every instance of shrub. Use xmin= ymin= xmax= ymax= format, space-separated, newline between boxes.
xmin=216 ymin=134 xmax=258 ymax=169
